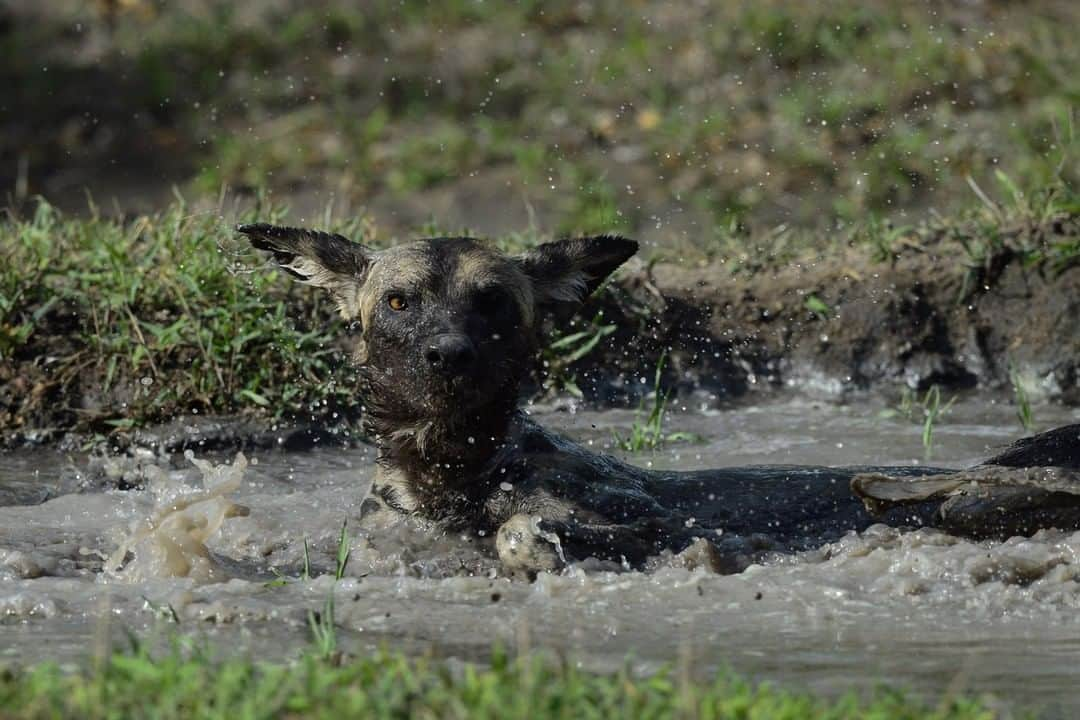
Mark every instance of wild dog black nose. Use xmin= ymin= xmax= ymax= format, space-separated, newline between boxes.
xmin=425 ymin=334 xmax=477 ymax=374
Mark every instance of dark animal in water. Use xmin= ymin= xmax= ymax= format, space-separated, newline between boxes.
xmin=239 ymin=223 xmax=1080 ymax=575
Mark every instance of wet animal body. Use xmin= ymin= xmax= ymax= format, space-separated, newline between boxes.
xmin=240 ymin=224 xmax=1080 ymax=575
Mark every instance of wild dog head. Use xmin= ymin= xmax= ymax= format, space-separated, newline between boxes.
xmin=239 ymin=223 xmax=637 ymax=457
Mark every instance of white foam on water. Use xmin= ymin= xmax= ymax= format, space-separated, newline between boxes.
xmin=769 ymin=524 xmax=1080 ymax=611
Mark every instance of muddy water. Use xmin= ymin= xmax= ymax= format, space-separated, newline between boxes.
xmin=2 ymin=397 xmax=1080 ymax=716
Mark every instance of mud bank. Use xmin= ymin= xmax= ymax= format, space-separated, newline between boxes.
xmin=580 ymin=216 xmax=1080 ymax=407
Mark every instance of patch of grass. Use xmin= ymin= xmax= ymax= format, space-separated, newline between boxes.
xmin=305 ymin=521 xmax=351 ymax=659
xmin=614 ymin=353 xmax=700 ymax=452
xmin=306 ymin=593 xmax=338 ymax=661
xmin=881 ymin=385 xmax=956 ymax=457
xmin=803 ymin=294 xmax=832 ymax=321
xmin=952 ymin=157 xmax=1080 ymax=295
xmin=1009 ymin=365 xmax=1036 ymax=434
xmin=334 ymin=520 xmax=352 ymax=580
xmin=542 ymin=311 xmax=617 ymax=398
xmin=0 ymin=645 xmax=1002 ymax=720
xmin=0 ymin=197 xmax=368 ymax=436
xmin=304 ymin=522 xmax=352 ymax=658
xmin=839 ymin=163 xmax=1079 ymax=292
xmin=303 ymin=538 xmax=313 ymax=580
xmin=918 ymin=386 xmax=955 ymax=457
xmin=266 ymin=521 xmax=349 ymax=590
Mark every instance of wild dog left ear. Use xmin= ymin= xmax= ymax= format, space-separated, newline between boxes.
xmin=515 ymin=235 xmax=638 ymax=317
xmin=238 ymin=222 xmax=373 ymax=318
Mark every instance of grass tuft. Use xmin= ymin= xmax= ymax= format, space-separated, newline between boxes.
xmin=880 ymin=385 xmax=956 ymax=458
xmin=0 ymin=645 xmax=1003 ymax=720
xmin=306 ymin=594 xmax=337 ymax=661
xmin=1009 ymin=364 xmax=1036 ymax=434
xmin=614 ymin=353 xmax=701 ymax=452
xmin=542 ymin=311 xmax=617 ymax=398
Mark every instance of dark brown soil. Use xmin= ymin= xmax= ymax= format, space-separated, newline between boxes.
xmin=572 ymin=217 xmax=1080 ymax=407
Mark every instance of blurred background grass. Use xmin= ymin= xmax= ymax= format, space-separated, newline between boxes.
xmin=3 ymin=0 xmax=1077 ymax=245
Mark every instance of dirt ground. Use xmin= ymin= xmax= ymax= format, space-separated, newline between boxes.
xmin=569 ymin=214 xmax=1080 ymax=407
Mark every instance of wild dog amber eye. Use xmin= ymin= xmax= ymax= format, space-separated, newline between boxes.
xmin=387 ymin=295 xmax=407 ymax=311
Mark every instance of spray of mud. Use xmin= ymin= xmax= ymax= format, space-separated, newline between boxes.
xmin=104 ymin=452 xmax=249 ymax=583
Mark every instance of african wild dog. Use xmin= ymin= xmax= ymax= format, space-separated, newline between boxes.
xmin=240 ymin=223 xmax=1080 ymax=575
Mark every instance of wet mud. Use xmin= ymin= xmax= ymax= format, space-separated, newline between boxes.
xmin=4 ymin=400 xmax=1080 ymax=715
xmin=578 ymin=214 xmax=1080 ymax=408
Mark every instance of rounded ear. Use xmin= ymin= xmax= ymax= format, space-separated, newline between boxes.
xmin=515 ymin=235 xmax=638 ymax=315
xmin=238 ymin=223 xmax=373 ymax=317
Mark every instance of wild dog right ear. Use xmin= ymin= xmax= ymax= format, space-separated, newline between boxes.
xmin=238 ymin=223 xmax=372 ymax=317
xmin=515 ymin=235 xmax=638 ymax=319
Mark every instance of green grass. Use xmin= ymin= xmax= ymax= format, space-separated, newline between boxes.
xmin=0 ymin=197 xmax=369 ymax=437
xmin=880 ymin=385 xmax=957 ymax=458
xmin=542 ymin=311 xmax=617 ymax=398
xmin=0 ymin=644 xmax=1003 ymax=720
xmin=950 ymin=168 xmax=1080 ymax=297
xmin=711 ymin=165 xmax=1080 ymax=279
xmin=918 ymin=386 xmax=956 ymax=458
xmin=1009 ymin=365 xmax=1036 ymax=434
xmin=304 ymin=521 xmax=351 ymax=660
xmin=614 ymin=354 xmax=700 ymax=453
xmin=332 ymin=520 xmax=352 ymax=581
xmin=306 ymin=593 xmax=338 ymax=662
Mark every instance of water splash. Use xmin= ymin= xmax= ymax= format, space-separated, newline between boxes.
xmin=104 ymin=452 xmax=249 ymax=584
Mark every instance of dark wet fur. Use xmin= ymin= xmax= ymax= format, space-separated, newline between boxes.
xmin=241 ymin=223 xmax=1080 ymax=574
xmin=983 ymin=424 xmax=1080 ymax=469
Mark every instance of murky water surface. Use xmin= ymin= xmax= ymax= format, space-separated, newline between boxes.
xmin=3 ymin=397 xmax=1080 ymax=716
